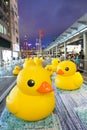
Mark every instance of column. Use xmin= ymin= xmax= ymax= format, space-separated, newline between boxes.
xmin=52 ymin=48 xmax=53 ymax=57
xmin=64 ymin=42 xmax=67 ymax=60
xmin=83 ymin=33 xmax=87 ymax=71
xmin=83 ymin=33 xmax=87 ymax=59
xmin=0 ymin=48 xmax=3 ymax=66
xmin=56 ymin=46 xmax=57 ymax=57
xmin=48 ymin=50 xmax=50 ymax=55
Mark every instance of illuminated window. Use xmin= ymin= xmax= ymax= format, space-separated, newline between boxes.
xmin=0 ymin=24 xmax=3 ymax=33
xmin=3 ymin=27 xmax=7 ymax=35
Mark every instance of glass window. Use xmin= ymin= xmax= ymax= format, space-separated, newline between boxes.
xmin=3 ymin=27 xmax=7 ymax=35
xmin=0 ymin=24 xmax=3 ymax=33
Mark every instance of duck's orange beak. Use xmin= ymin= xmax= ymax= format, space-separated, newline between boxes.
xmin=56 ymin=69 xmax=64 ymax=75
xmin=37 ymin=81 xmax=53 ymax=93
xmin=16 ymin=67 xmax=20 ymax=70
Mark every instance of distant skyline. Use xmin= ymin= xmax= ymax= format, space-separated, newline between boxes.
xmin=18 ymin=0 xmax=87 ymax=48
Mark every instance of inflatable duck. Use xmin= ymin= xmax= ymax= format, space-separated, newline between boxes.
xmin=23 ymin=57 xmax=34 ymax=68
xmin=51 ymin=58 xmax=60 ymax=72
xmin=12 ymin=66 xmax=21 ymax=75
xmin=45 ymin=65 xmax=53 ymax=76
xmin=55 ymin=60 xmax=83 ymax=90
xmin=45 ymin=58 xmax=60 ymax=75
xmin=6 ymin=59 xmax=55 ymax=121
xmin=34 ymin=57 xmax=43 ymax=66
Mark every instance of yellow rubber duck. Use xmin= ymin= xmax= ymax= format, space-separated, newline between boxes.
xmin=55 ymin=60 xmax=83 ymax=90
xmin=45 ymin=58 xmax=60 ymax=75
xmin=6 ymin=59 xmax=55 ymax=121
xmin=23 ymin=57 xmax=34 ymax=68
xmin=12 ymin=66 xmax=21 ymax=75
xmin=51 ymin=58 xmax=60 ymax=72
xmin=45 ymin=65 xmax=53 ymax=76
xmin=34 ymin=57 xmax=43 ymax=67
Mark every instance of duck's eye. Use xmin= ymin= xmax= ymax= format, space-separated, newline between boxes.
xmin=65 ymin=67 xmax=69 ymax=71
xmin=27 ymin=79 xmax=35 ymax=87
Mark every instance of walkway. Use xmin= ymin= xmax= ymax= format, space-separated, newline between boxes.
xmin=0 ymin=59 xmax=87 ymax=130
xmin=52 ymin=75 xmax=87 ymax=130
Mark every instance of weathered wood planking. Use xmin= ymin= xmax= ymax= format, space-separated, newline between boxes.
xmin=54 ymin=88 xmax=87 ymax=130
xmin=70 ymin=91 xmax=87 ymax=107
xmin=60 ymin=94 xmax=87 ymax=130
xmin=52 ymin=74 xmax=87 ymax=130
xmin=55 ymin=91 xmax=77 ymax=130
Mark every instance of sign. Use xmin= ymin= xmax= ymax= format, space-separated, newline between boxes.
xmin=67 ymin=45 xmax=81 ymax=53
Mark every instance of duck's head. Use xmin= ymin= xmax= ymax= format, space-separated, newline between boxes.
xmin=45 ymin=65 xmax=53 ymax=76
xmin=34 ymin=57 xmax=43 ymax=67
xmin=23 ymin=58 xmax=35 ymax=68
xmin=52 ymin=58 xmax=60 ymax=65
xmin=13 ymin=66 xmax=21 ymax=75
xmin=17 ymin=62 xmax=53 ymax=96
xmin=14 ymin=66 xmax=21 ymax=70
xmin=56 ymin=60 xmax=76 ymax=76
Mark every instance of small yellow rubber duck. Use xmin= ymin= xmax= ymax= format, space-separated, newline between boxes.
xmin=6 ymin=59 xmax=55 ymax=121
xmin=12 ymin=66 xmax=21 ymax=75
xmin=45 ymin=58 xmax=60 ymax=75
xmin=55 ymin=60 xmax=83 ymax=90
xmin=45 ymin=65 xmax=53 ymax=76
xmin=51 ymin=58 xmax=60 ymax=72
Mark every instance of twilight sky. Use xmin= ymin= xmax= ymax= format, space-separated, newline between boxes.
xmin=18 ymin=0 xmax=87 ymax=48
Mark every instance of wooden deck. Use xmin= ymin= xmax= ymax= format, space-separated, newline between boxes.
xmin=52 ymin=76 xmax=87 ymax=130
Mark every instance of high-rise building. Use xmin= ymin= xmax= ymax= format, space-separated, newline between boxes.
xmin=10 ymin=0 xmax=20 ymax=59
xmin=0 ymin=0 xmax=19 ymax=65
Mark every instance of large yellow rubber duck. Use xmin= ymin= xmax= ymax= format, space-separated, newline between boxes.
xmin=6 ymin=59 xmax=55 ymax=121
xmin=12 ymin=66 xmax=21 ymax=75
xmin=23 ymin=57 xmax=34 ymax=68
xmin=55 ymin=60 xmax=83 ymax=90
xmin=34 ymin=57 xmax=43 ymax=67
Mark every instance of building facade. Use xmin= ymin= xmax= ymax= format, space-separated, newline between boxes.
xmin=10 ymin=0 xmax=20 ymax=59
xmin=0 ymin=0 xmax=19 ymax=65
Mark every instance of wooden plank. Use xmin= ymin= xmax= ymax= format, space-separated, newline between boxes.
xmin=55 ymin=92 xmax=77 ymax=130
xmin=60 ymin=94 xmax=87 ymax=130
xmin=52 ymin=75 xmax=87 ymax=129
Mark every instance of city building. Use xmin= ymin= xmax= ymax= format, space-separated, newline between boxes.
xmin=0 ymin=0 xmax=19 ymax=65
xmin=10 ymin=0 xmax=19 ymax=59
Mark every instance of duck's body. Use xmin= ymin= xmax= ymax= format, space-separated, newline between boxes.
xmin=55 ymin=72 xmax=83 ymax=90
xmin=6 ymin=59 xmax=55 ymax=121
xmin=55 ymin=60 xmax=83 ymax=90
xmin=6 ymin=85 xmax=55 ymax=121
